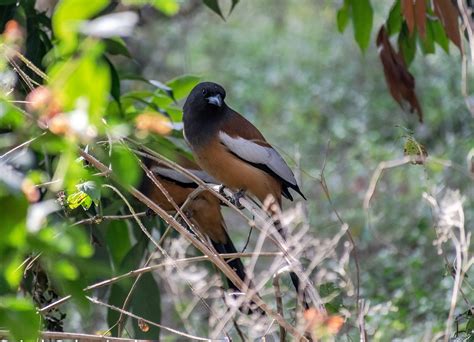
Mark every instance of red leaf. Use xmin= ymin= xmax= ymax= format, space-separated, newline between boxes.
xmin=376 ymin=26 xmax=424 ymax=122
xmin=414 ymin=0 xmax=427 ymax=39
xmin=402 ymin=0 xmax=416 ymax=35
xmin=433 ymin=0 xmax=461 ymax=49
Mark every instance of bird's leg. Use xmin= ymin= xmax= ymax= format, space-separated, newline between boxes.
xmin=231 ymin=189 xmax=246 ymax=209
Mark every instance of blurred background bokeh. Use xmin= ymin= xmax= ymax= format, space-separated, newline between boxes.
xmin=117 ymin=0 xmax=473 ymax=339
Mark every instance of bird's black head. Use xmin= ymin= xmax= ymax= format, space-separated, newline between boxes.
xmin=183 ymin=82 xmax=227 ymax=115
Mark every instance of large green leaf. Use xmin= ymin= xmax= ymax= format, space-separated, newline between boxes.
xmin=48 ymin=42 xmax=111 ymax=127
xmin=106 ymin=220 xmax=132 ymax=267
xmin=130 ymin=272 xmax=161 ymax=339
xmin=52 ymin=0 xmax=108 ymax=52
xmin=166 ymin=75 xmax=201 ymax=101
xmin=351 ymin=0 xmax=373 ymax=51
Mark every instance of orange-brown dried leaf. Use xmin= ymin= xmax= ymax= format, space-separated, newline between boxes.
xmin=326 ymin=315 xmax=345 ymax=334
xmin=433 ymin=0 xmax=461 ymax=49
xmin=26 ymin=86 xmax=62 ymax=122
xmin=135 ymin=113 xmax=172 ymax=136
xmin=303 ymin=308 xmax=344 ymax=337
xmin=402 ymin=0 xmax=416 ymax=35
xmin=21 ymin=179 xmax=40 ymax=203
xmin=48 ymin=114 xmax=70 ymax=136
xmin=138 ymin=319 xmax=150 ymax=332
xmin=376 ymin=26 xmax=424 ymax=122
xmin=3 ymin=20 xmax=23 ymax=44
xmin=414 ymin=0 xmax=427 ymax=39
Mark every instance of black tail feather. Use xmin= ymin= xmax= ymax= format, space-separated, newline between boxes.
xmin=211 ymin=232 xmax=247 ymax=292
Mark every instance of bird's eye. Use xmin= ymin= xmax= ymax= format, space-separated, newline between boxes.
xmin=202 ymin=89 xmax=208 ymax=96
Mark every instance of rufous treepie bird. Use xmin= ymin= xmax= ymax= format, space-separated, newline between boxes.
xmin=182 ymin=82 xmax=308 ymax=305
xmin=141 ymin=155 xmax=255 ymax=310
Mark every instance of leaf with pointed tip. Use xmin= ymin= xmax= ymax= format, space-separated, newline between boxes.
xmin=203 ymin=0 xmax=225 ymax=20
xmin=229 ymin=0 xmax=239 ymax=15
xmin=336 ymin=1 xmax=350 ymax=33
xmin=352 ymin=0 xmax=373 ymax=51
xmin=149 ymin=80 xmax=176 ymax=103
xmin=386 ymin=0 xmax=402 ymax=36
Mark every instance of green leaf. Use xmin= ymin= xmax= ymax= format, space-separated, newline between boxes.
xmin=52 ymin=0 xmax=108 ymax=52
xmin=48 ymin=41 xmax=111 ymax=127
xmin=122 ymin=0 xmax=179 ymax=15
xmin=111 ymin=145 xmax=141 ymax=187
xmin=466 ymin=317 xmax=474 ymax=332
xmin=420 ymin=19 xmax=435 ymax=54
xmin=107 ymin=240 xmax=148 ymax=336
xmin=431 ymin=19 xmax=450 ymax=53
xmin=55 ymin=259 xmax=79 ymax=280
xmin=351 ymin=0 xmax=373 ymax=51
xmin=106 ymin=220 xmax=132 ymax=266
xmin=203 ymin=0 xmax=225 ymax=20
xmin=67 ymin=191 xmax=92 ymax=210
xmin=5 ymin=254 xmax=23 ymax=288
xmin=0 ymin=297 xmax=40 ymax=341
xmin=149 ymin=80 xmax=176 ymax=103
xmin=77 ymin=181 xmax=101 ymax=205
xmin=319 ymin=282 xmax=343 ymax=314
xmin=0 ymin=101 xmax=25 ymax=129
xmin=398 ymin=23 xmax=417 ymax=66
xmin=386 ymin=0 xmax=402 ymax=36
xmin=0 ymin=195 xmax=27 ymax=252
xmin=166 ymin=75 xmax=201 ymax=101
xmin=130 ymin=272 xmax=161 ymax=338
xmin=336 ymin=1 xmax=349 ymax=33
xmin=105 ymin=56 xmax=122 ymax=106
xmin=104 ymin=38 xmax=132 ymax=57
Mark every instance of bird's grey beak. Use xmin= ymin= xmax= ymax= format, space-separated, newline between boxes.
xmin=207 ymin=94 xmax=222 ymax=107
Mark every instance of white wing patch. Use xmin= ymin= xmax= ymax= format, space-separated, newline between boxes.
xmin=151 ymin=166 xmax=217 ymax=184
xmin=218 ymin=131 xmax=297 ymax=186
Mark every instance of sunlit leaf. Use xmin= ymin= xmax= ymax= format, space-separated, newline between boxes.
xmin=123 ymin=0 xmax=179 ymax=16
xmin=77 ymin=180 xmax=101 ymax=205
xmin=52 ymin=0 xmax=108 ymax=52
xmin=67 ymin=191 xmax=92 ymax=210
xmin=166 ymin=75 xmax=200 ymax=101
xmin=48 ymin=41 xmax=110 ymax=128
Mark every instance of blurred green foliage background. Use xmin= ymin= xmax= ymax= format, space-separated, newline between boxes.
xmin=124 ymin=0 xmax=473 ymax=338
xmin=0 ymin=0 xmax=472 ymax=340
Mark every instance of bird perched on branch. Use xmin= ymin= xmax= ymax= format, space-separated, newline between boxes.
xmin=182 ymin=82 xmax=308 ymax=306
xmin=141 ymin=155 xmax=257 ymax=312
